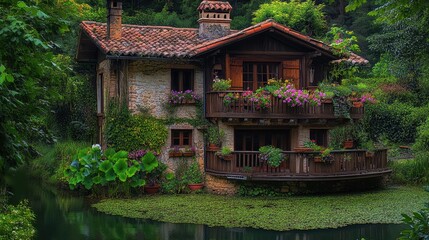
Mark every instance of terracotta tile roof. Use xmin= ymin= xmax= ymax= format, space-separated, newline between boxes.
xmin=198 ymin=0 xmax=232 ymax=12
xmin=80 ymin=21 xmax=204 ymax=58
xmin=80 ymin=19 xmax=368 ymax=64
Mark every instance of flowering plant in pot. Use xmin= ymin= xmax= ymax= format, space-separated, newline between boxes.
xmin=183 ymin=159 xmax=204 ymax=191
xmin=168 ymin=90 xmax=200 ymax=105
xmin=258 ymin=146 xmax=284 ymax=167
xmin=169 ymin=146 xmax=182 ymax=157
xmin=183 ymin=146 xmax=196 ymax=157
xmin=216 ymin=146 xmax=234 ymax=161
xmin=248 ymin=89 xmax=272 ymax=110
xmin=212 ymin=78 xmax=231 ymax=93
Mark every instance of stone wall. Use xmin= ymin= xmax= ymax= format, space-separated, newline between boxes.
xmin=205 ymin=175 xmax=237 ymax=195
xmin=126 ymin=59 xmax=205 ymax=170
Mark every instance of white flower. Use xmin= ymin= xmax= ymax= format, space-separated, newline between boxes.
xmin=92 ymin=144 xmax=101 ymax=150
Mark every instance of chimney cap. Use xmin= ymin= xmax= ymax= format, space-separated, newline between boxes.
xmin=198 ymin=0 xmax=232 ymax=12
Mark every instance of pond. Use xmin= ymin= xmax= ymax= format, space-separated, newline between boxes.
xmin=5 ymin=170 xmax=405 ymax=240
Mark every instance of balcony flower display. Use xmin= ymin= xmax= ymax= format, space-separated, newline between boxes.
xmin=168 ymin=90 xmax=200 ymax=105
xmin=223 ymin=93 xmax=239 ymax=107
xmin=360 ymin=93 xmax=376 ymax=104
xmin=273 ymin=84 xmax=324 ymax=107
xmin=248 ymin=89 xmax=272 ymax=110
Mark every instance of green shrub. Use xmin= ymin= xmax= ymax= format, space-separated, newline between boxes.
xmin=105 ymin=100 xmax=168 ymax=152
xmin=390 ymin=156 xmax=429 ymax=184
xmin=0 ymin=200 xmax=35 ymax=240
xmin=183 ymin=159 xmax=203 ymax=184
xmin=161 ymin=158 xmax=189 ymax=194
xmin=414 ymin=117 xmax=429 ymax=152
xmin=64 ymin=145 xmax=161 ymax=196
xmin=363 ymin=102 xmax=427 ymax=144
xmin=399 ymin=203 xmax=429 ymax=240
xmin=30 ymin=141 xmax=88 ymax=183
xmin=259 ymin=146 xmax=284 ymax=167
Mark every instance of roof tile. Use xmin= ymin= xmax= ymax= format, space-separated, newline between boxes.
xmin=80 ymin=19 xmax=368 ymax=65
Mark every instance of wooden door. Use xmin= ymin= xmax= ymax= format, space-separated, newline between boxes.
xmin=282 ymin=59 xmax=300 ymax=89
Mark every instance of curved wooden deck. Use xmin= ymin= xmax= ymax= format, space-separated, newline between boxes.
xmin=205 ymin=149 xmax=391 ymax=181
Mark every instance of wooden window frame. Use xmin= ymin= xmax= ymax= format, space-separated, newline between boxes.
xmin=171 ymin=130 xmax=193 ymax=147
xmin=96 ymin=73 xmax=104 ymax=115
xmin=171 ymin=69 xmax=195 ymax=92
xmin=242 ymin=62 xmax=280 ymax=90
xmin=310 ymin=129 xmax=328 ymax=148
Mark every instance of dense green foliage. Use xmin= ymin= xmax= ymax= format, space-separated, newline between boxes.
xmin=94 ymin=186 xmax=429 ymax=231
xmin=64 ymin=145 xmax=161 ymax=194
xmin=400 ymin=203 xmax=429 ymax=240
xmin=252 ymin=0 xmax=326 ymax=37
xmin=258 ymin=146 xmax=284 ymax=167
xmin=29 ymin=141 xmax=88 ymax=183
xmin=0 ymin=200 xmax=35 ymax=240
xmin=105 ymin=101 xmax=168 ymax=152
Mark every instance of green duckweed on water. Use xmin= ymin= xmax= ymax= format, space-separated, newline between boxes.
xmin=92 ymin=186 xmax=429 ymax=231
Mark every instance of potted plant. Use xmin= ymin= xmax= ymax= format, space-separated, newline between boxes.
xmin=320 ymin=148 xmax=334 ymax=164
xmin=216 ymin=146 xmax=234 ymax=161
xmin=295 ymin=140 xmax=319 ymax=153
xmin=183 ymin=146 xmax=196 ymax=157
xmin=259 ymin=146 xmax=284 ymax=167
xmin=212 ymin=78 xmax=232 ymax=96
xmin=207 ymin=126 xmax=224 ymax=151
xmin=169 ymin=146 xmax=182 ymax=157
xmin=223 ymin=93 xmax=238 ymax=109
xmin=343 ymin=139 xmax=354 ymax=149
xmin=183 ymin=160 xmax=204 ymax=191
xmin=143 ymin=154 xmax=165 ymax=194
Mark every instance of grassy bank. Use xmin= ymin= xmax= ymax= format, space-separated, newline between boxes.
xmin=29 ymin=141 xmax=88 ymax=183
xmin=93 ymin=186 xmax=428 ymax=231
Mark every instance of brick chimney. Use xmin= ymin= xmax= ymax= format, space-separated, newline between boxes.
xmin=198 ymin=0 xmax=232 ymax=39
xmin=107 ymin=0 xmax=122 ymax=40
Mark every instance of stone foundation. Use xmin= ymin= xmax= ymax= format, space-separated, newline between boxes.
xmin=205 ymin=175 xmax=237 ymax=195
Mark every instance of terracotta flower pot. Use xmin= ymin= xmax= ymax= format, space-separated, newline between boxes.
xmin=222 ymin=154 xmax=234 ymax=161
xmin=208 ymin=143 xmax=220 ymax=151
xmin=343 ymin=140 xmax=354 ymax=149
xmin=183 ymin=151 xmax=195 ymax=157
xmin=169 ymin=152 xmax=183 ymax=157
xmin=294 ymin=147 xmax=313 ymax=153
xmin=188 ymin=183 xmax=204 ymax=191
xmin=353 ymin=101 xmax=363 ymax=108
xmin=144 ymin=184 xmax=160 ymax=194
xmin=313 ymin=156 xmax=323 ymax=163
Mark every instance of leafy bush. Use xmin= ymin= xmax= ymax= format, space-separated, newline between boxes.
xmin=363 ymin=102 xmax=427 ymax=144
xmin=259 ymin=146 xmax=284 ymax=167
xmin=399 ymin=203 xmax=429 ymax=240
xmin=183 ymin=159 xmax=203 ymax=184
xmin=414 ymin=117 xmax=429 ymax=152
xmin=30 ymin=141 xmax=88 ymax=183
xmin=161 ymin=158 xmax=189 ymax=194
xmin=105 ymin=100 xmax=168 ymax=152
xmin=64 ymin=145 xmax=160 ymax=194
xmin=0 ymin=200 xmax=35 ymax=240
xmin=252 ymin=0 xmax=327 ymax=37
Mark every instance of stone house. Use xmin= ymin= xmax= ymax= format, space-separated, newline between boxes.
xmin=76 ymin=0 xmax=389 ymax=194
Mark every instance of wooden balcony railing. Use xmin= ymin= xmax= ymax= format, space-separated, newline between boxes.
xmin=205 ymin=149 xmax=390 ymax=181
xmin=206 ymin=91 xmax=364 ymax=120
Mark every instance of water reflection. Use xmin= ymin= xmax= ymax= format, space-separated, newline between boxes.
xmin=5 ymin=170 xmax=404 ymax=240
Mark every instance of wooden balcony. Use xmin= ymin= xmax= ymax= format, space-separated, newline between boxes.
xmin=206 ymin=91 xmax=364 ymax=121
xmin=205 ymin=149 xmax=390 ymax=181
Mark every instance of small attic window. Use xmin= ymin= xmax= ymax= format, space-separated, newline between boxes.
xmin=112 ymin=1 xmax=118 ymax=7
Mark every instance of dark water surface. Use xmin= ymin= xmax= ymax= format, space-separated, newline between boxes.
xmin=5 ymin=170 xmax=404 ymax=240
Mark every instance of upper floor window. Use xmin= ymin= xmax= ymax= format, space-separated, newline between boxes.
xmin=171 ymin=129 xmax=192 ymax=147
xmin=171 ymin=69 xmax=194 ymax=92
xmin=243 ymin=62 xmax=279 ymax=90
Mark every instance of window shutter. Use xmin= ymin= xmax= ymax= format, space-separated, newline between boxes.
xmin=282 ymin=59 xmax=300 ymax=89
xmin=230 ymin=58 xmax=243 ymax=90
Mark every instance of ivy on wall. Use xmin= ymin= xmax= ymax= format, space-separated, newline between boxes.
xmin=105 ymin=100 xmax=168 ymax=152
